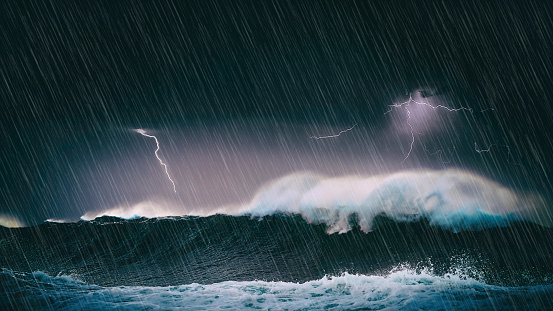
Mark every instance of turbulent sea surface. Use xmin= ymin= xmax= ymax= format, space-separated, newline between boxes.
xmin=2 ymin=214 xmax=553 ymax=310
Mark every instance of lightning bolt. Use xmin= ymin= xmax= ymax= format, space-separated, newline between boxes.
xmin=309 ymin=123 xmax=357 ymax=140
xmin=480 ymin=108 xmax=495 ymax=113
xmin=419 ymin=134 xmax=451 ymax=164
xmin=474 ymin=142 xmax=494 ymax=154
xmin=134 ymin=129 xmax=177 ymax=192
xmin=474 ymin=142 xmax=521 ymax=166
xmin=384 ymin=94 xmax=473 ymax=116
xmin=385 ymin=93 xmax=472 ymax=163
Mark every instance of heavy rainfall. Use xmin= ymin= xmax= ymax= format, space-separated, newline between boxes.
xmin=1 ymin=0 xmax=553 ymax=310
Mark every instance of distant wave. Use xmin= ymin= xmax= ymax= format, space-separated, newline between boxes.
xmin=2 ymin=268 xmax=552 ymax=310
xmin=82 ymin=169 xmax=550 ymax=233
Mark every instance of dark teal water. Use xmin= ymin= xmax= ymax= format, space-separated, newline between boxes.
xmin=2 ymin=215 xmax=553 ymax=310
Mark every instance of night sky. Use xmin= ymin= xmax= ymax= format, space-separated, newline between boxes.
xmin=2 ymin=0 xmax=553 ymax=226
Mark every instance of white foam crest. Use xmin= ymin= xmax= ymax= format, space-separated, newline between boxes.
xmin=240 ymin=169 xmax=549 ymax=233
xmin=79 ymin=200 xmax=240 ymax=221
xmin=80 ymin=201 xmax=181 ymax=220
xmin=45 ymin=218 xmax=68 ymax=223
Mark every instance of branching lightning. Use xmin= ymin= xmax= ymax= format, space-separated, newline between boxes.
xmin=384 ymin=94 xmax=473 ymax=116
xmin=385 ymin=93 xmax=472 ymax=163
xmin=309 ymin=124 xmax=357 ymax=140
xmin=385 ymin=93 xmax=520 ymax=165
xmin=134 ymin=129 xmax=177 ymax=192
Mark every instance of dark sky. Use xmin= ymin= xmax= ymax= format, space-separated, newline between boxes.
xmin=1 ymin=0 xmax=553 ymax=225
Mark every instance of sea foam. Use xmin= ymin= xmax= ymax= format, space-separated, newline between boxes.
xmin=2 ymin=268 xmax=551 ymax=310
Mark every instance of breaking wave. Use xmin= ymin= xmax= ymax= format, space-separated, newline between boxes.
xmin=240 ymin=169 xmax=550 ymax=233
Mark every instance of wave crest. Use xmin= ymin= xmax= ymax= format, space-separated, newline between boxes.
xmin=241 ymin=169 xmax=549 ymax=233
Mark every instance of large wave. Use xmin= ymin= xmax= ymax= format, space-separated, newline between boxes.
xmin=81 ymin=169 xmax=550 ymax=234
xmin=2 ymin=268 xmax=551 ymax=310
xmin=241 ymin=169 xmax=550 ymax=233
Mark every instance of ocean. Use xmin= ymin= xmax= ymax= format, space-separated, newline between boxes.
xmin=2 ymin=170 xmax=553 ymax=309
xmin=2 ymin=214 xmax=553 ymax=310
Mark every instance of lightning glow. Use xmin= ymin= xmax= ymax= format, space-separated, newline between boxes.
xmin=385 ymin=93 xmax=472 ymax=163
xmin=309 ymin=124 xmax=357 ymax=140
xmin=134 ymin=129 xmax=177 ymax=192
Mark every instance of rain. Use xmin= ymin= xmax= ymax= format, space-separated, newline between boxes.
xmin=1 ymin=0 xmax=553 ymax=309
